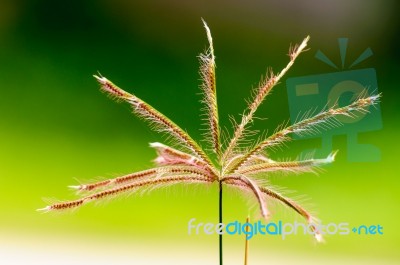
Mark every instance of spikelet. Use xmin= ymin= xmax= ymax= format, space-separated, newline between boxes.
xmin=199 ymin=19 xmax=221 ymax=158
xmin=150 ymin=142 xmax=212 ymax=169
xmin=222 ymin=175 xmax=268 ymax=218
xmin=93 ymin=75 xmax=213 ymax=168
xmin=222 ymin=36 xmax=310 ymax=162
xmin=229 ymin=95 xmax=380 ymax=173
xmin=40 ymin=175 xmax=213 ymax=212
xmin=69 ymin=165 xmax=214 ymax=193
xmin=236 ymin=151 xmax=338 ymax=175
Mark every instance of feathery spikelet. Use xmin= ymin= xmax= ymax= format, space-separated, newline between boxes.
xmin=199 ymin=19 xmax=221 ymax=158
xmin=236 ymin=151 xmax=338 ymax=175
xmin=222 ymin=36 xmax=310 ymax=162
xmin=41 ymin=175 xmax=214 ymax=212
xmin=149 ymin=142 xmax=213 ymax=171
xmin=222 ymin=175 xmax=268 ymax=218
xmin=229 ymin=95 xmax=380 ymax=173
xmin=40 ymin=21 xmax=380 ymax=244
xmin=93 ymin=75 xmax=213 ymax=168
xmin=69 ymin=165 xmax=213 ymax=193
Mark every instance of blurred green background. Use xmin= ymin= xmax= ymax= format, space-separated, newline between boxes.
xmin=1 ymin=0 xmax=399 ymax=264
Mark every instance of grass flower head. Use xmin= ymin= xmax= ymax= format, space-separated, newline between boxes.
xmin=39 ymin=21 xmax=380 ymax=246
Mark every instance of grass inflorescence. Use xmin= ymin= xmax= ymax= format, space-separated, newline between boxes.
xmin=38 ymin=20 xmax=380 ymax=264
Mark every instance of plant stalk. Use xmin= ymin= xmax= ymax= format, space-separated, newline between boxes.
xmin=219 ymin=180 xmax=223 ymax=265
xmin=244 ymin=216 xmax=249 ymax=265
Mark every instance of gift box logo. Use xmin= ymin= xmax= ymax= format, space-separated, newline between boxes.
xmin=286 ymin=38 xmax=382 ymax=162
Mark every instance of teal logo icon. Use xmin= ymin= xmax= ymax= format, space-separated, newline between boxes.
xmin=286 ymin=38 xmax=382 ymax=162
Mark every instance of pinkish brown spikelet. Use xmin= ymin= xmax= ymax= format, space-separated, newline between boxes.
xmin=93 ymin=75 xmax=131 ymax=99
xmin=222 ymin=175 xmax=268 ymax=218
xmin=37 ymin=199 xmax=84 ymax=212
xmin=150 ymin=142 xmax=213 ymax=173
xmin=199 ymin=20 xmax=221 ymax=158
xmin=236 ymin=151 xmax=337 ymax=175
xmin=41 ymin=175 xmax=214 ymax=212
xmin=222 ymin=36 xmax=310 ymax=163
xmin=229 ymin=95 xmax=380 ymax=174
xmin=70 ymin=165 xmax=215 ymax=193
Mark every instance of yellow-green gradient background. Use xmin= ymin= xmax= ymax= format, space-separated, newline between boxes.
xmin=1 ymin=1 xmax=398 ymax=264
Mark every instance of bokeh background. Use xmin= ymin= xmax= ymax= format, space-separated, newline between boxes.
xmin=1 ymin=0 xmax=399 ymax=264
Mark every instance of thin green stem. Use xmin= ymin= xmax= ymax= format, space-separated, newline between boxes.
xmin=219 ymin=180 xmax=223 ymax=265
